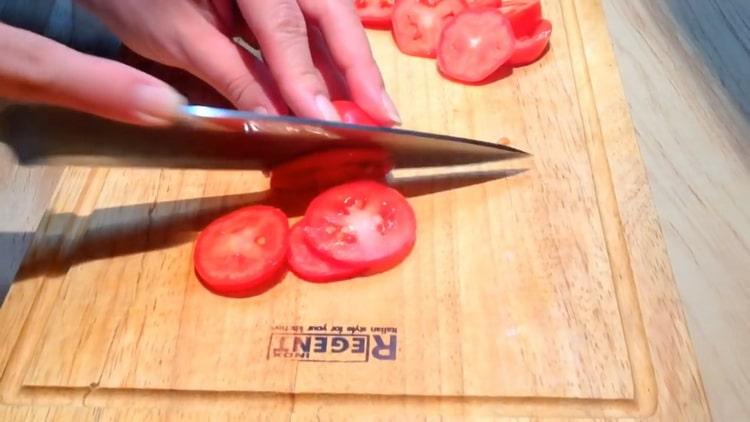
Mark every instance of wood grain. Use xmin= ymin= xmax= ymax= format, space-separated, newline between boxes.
xmin=602 ymin=1 xmax=750 ymax=421
xmin=0 ymin=0 xmax=725 ymax=420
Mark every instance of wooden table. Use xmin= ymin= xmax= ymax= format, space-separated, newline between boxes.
xmin=603 ymin=1 xmax=750 ymax=421
xmin=0 ymin=1 xmax=747 ymax=420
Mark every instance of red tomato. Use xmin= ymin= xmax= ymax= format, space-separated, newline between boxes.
xmin=332 ymin=100 xmax=379 ymax=126
xmin=391 ymin=0 xmax=468 ymax=58
xmin=288 ymin=221 xmax=365 ymax=282
xmin=507 ymin=19 xmax=552 ymax=66
xmin=465 ymin=0 xmax=501 ymax=8
xmin=437 ymin=9 xmax=515 ymax=82
xmin=302 ymin=181 xmax=416 ymax=268
xmin=499 ymin=0 xmax=542 ymax=37
xmin=194 ymin=206 xmax=289 ymax=297
xmin=269 ymin=148 xmax=393 ymax=192
xmin=355 ymin=0 xmax=396 ymax=29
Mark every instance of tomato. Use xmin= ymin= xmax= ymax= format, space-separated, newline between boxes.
xmin=288 ymin=221 xmax=365 ymax=282
xmin=332 ymin=100 xmax=379 ymax=126
xmin=355 ymin=0 xmax=396 ymax=29
xmin=464 ymin=0 xmax=501 ymax=8
xmin=302 ymin=181 xmax=416 ymax=269
xmin=507 ymin=18 xmax=552 ymax=66
xmin=497 ymin=1 xmax=550 ymax=66
xmin=499 ymin=0 xmax=542 ymax=37
xmin=437 ymin=9 xmax=515 ymax=82
xmin=194 ymin=206 xmax=289 ymax=297
xmin=391 ymin=0 xmax=468 ymax=58
xmin=269 ymin=148 xmax=393 ymax=192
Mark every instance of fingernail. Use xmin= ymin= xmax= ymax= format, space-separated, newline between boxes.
xmin=381 ymin=90 xmax=401 ymax=125
xmin=314 ymin=95 xmax=341 ymax=122
xmin=253 ymin=106 xmax=269 ymax=115
xmin=133 ymin=84 xmax=187 ymax=125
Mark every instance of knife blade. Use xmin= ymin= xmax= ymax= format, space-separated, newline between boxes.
xmin=0 ymin=103 xmax=529 ymax=170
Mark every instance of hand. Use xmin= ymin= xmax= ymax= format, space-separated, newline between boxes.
xmin=0 ymin=0 xmax=401 ymax=126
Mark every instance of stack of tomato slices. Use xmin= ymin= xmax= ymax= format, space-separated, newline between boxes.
xmin=194 ymin=181 xmax=416 ymax=296
xmin=193 ymin=102 xmax=416 ymax=297
xmin=289 ymin=180 xmax=416 ymax=282
xmin=354 ymin=0 xmax=552 ymax=83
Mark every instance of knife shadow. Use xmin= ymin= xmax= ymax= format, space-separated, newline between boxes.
xmin=3 ymin=168 xmax=526 ymax=287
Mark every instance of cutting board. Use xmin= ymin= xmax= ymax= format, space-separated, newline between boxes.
xmin=0 ymin=0 xmax=711 ymax=420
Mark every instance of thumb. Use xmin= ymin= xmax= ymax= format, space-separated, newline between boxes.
xmin=0 ymin=23 xmax=185 ymax=126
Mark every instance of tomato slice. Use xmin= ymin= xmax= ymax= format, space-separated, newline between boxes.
xmin=332 ymin=100 xmax=379 ymax=126
xmin=355 ymin=0 xmax=396 ymax=29
xmin=269 ymin=148 xmax=393 ymax=192
xmin=437 ymin=9 xmax=515 ymax=82
xmin=288 ymin=221 xmax=365 ymax=282
xmin=464 ymin=0 xmax=501 ymax=8
xmin=391 ymin=0 xmax=468 ymax=58
xmin=507 ymin=18 xmax=552 ymax=66
xmin=194 ymin=206 xmax=289 ymax=297
xmin=499 ymin=0 xmax=542 ymax=37
xmin=302 ymin=181 xmax=416 ymax=268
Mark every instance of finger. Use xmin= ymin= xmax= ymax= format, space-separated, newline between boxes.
xmin=207 ymin=0 xmax=259 ymax=49
xmin=191 ymin=0 xmax=234 ymax=34
xmin=120 ymin=48 xmax=233 ymax=109
xmin=207 ymin=0 xmax=236 ymax=33
xmin=300 ymin=0 xmax=401 ymax=125
xmin=308 ymin=25 xmax=349 ymax=101
xmin=238 ymin=0 xmax=340 ymax=121
xmin=175 ymin=16 xmax=287 ymax=115
xmin=0 ymin=23 xmax=184 ymax=126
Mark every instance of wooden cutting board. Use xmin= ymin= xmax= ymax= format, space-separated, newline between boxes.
xmin=0 ymin=0 xmax=711 ymax=420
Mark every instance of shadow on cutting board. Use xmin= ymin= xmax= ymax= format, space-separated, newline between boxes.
xmin=0 ymin=168 xmax=526 ymax=293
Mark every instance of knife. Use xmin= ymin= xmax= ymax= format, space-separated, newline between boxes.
xmin=0 ymin=103 xmax=529 ymax=170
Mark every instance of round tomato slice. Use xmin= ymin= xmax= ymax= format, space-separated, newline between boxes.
xmin=507 ymin=19 xmax=552 ymax=66
xmin=333 ymin=100 xmax=379 ymax=126
xmin=270 ymin=148 xmax=393 ymax=192
xmin=391 ymin=0 xmax=468 ymax=58
xmin=465 ymin=0 xmax=501 ymax=8
xmin=288 ymin=221 xmax=365 ymax=282
xmin=499 ymin=0 xmax=542 ymax=37
xmin=437 ymin=9 xmax=515 ymax=82
xmin=194 ymin=206 xmax=289 ymax=297
xmin=302 ymin=181 xmax=416 ymax=268
xmin=355 ymin=0 xmax=396 ymax=29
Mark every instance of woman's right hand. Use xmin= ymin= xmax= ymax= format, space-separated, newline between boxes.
xmin=0 ymin=0 xmax=401 ymax=127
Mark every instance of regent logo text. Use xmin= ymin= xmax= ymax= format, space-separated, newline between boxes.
xmin=267 ymin=323 xmax=398 ymax=362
